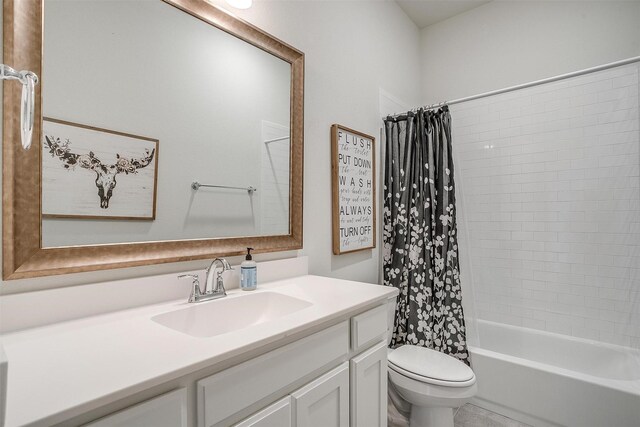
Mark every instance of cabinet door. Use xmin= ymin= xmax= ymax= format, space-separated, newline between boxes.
xmin=291 ymin=362 xmax=349 ymax=427
xmin=84 ymin=388 xmax=187 ymax=427
xmin=350 ymin=341 xmax=388 ymax=427
xmin=234 ymin=396 xmax=291 ymax=427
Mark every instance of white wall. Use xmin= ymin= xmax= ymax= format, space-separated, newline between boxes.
xmin=0 ymin=0 xmax=421 ymax=294
xmin=421 ymin=0 xmax=640 ymax=104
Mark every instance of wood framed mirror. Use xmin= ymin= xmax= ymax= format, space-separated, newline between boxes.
xmin=3 ymin=0 xmax=304 ymax=280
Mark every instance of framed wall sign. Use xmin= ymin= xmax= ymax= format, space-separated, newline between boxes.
xmin=42 ymin=118 xmax=159 ymax=220
xmin=331 ymin=124 xmax=376 ymax=254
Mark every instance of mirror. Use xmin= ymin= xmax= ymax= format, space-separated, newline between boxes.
xmin=2 ymin=0 xmax=304 ymax=279
xmin=42 ymin=0 xmax=291 ymax=246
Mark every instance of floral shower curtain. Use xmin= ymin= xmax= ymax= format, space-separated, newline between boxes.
xmin=383 ymin=107 xmax=470 ymax=366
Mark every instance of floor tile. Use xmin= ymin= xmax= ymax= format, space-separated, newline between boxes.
xmin=454 ymin=404 xmax=532 ymax=427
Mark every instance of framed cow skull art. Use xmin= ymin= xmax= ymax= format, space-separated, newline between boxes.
xmin=42 ymin=118 xmax=159 ymax=220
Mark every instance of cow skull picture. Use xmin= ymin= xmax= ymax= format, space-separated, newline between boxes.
xmin=44 ymin=135 xmax=156 ymax=209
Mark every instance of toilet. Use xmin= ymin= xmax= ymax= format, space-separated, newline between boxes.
xmin=386 ymin=296 xmax=477 ymax=427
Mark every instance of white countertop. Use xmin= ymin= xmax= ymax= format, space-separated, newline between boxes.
xmin=0 ymin=275 xmax=397 ymax=427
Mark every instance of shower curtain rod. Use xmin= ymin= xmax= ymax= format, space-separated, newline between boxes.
xmin=388 ymin=55 xmax=640 ymax=118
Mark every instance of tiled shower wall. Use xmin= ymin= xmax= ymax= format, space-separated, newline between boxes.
xmin=452 ymin=63 xmax=640 ymax=348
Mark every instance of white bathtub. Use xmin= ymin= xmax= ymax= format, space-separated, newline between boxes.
xmin=468 ymin=320 xmax=640 ymax=427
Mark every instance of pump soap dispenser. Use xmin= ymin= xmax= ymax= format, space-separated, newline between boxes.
xmin=240 ymin=247 xmax=257 ymax=291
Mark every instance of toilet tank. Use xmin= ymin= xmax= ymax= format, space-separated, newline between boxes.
xmin=387 ymin=294 xmax=397 ymax=346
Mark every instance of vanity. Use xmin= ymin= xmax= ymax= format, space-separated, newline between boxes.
xmin=0 ymin=268 xmax=398 ymax=427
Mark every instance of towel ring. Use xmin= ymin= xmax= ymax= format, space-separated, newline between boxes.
xmin=1 ymin=64 xmax=39 ymax=150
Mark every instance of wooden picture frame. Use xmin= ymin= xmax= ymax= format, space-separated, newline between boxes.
xmin=331 ymin=124 xmax=376 ymax=255
xmin=42 ymin=118 xmax=159 ymax=221
xmin=2 ymin=0 xmax=304 ymax=280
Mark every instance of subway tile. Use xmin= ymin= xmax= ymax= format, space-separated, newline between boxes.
xmin=522 ymin=318 xmax=546 ymax=330
xmin=557 ymin=148 xmax=584 ymax=160
xmin=598 ymin=86 xmax=637 ymax=103
xmin=511 ymin=231 xmax=534 ymax=241
xmin=567 ymin=242 xmax=598 ymax=255
xmin=601 ymin=333 xmax=632 ymax=348
xmin=511 ymin=192 xmax=535 ymax=203
xmin=585 ymin=317 xmax=615 ymax=333
xmin=570 ymin=285 xmax=597 ymax=297
xmin=584 ymin=253 xmax=614 ymax=266
xmin=616 ymin=323 xmax=640 ymax=339
xmin=535 ymin=231 xmax=558 ymax=242
xmin=557 ymin=169 xmax=586 ymax=181
xmin=523 ymin=222 xmax=545 ymax=232
xmin=521 ymin=162 xmax=546 ymax=173
xmin=600 ymin=308 xmax=632 ymax=324
xmin=585 ymin=296 xmax=616 ymax=310
xmin=584 ymin=101 xmax=615 ymax=116
xmin=533 ymin=251 xmax=558 ymax=262
xmin=598 ymin=287 xmax=631 ymax=300
xmin=571 ymin=263 xmax=598 ymax=276
xmin=611 ymin=73 xmax=638 ymax=89
xmin=512 ymin=212 xmax=534 ymax=222
xmin=613 ymin=299 xmax=636 ymax=314
xmin=598 ymin=265 xmax=630 ymax=279
xmin=579 ymin=79 xmax=613 ymax=95
xmin=570 ymin=92 xmax=598 ymax=107
xmin=572 ymin=326 xmax=600 ymax=341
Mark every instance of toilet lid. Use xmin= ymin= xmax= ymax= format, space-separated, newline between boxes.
xmin=388 ymin=345 xmax=474 ymax=383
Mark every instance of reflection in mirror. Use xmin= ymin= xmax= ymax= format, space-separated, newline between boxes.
xmin=41 ymin=0 xmax=291 ymax=247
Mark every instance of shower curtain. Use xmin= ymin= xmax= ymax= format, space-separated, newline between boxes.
xmin=383 ymin=107 xmax=470 ymax=365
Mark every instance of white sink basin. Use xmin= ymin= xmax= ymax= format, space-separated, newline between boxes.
xmin=151 ymin=291 xmax=313 ymax=338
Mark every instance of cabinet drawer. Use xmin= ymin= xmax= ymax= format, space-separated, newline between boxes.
xmin=198 ymin=321 xmax=349 ymax=427
xmin=350 ymin=305 xmax=388 ymax=352
xmin=234 ymin=396 xmax=291 ymax=427
xmin=84 ymin=388 xmax=187 ymax=427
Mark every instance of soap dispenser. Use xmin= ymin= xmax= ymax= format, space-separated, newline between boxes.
xmin=240 ymin=247 xmax=257 ymax=291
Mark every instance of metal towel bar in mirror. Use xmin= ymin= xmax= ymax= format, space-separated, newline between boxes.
xmin=191 ymin=181 xmax=257 ymax=193
xmin=0 ymin=64 xmax=38 ymax=150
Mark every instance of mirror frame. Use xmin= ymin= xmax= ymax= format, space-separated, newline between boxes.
xmin=2 ymin=0 xmax=304 ymax=280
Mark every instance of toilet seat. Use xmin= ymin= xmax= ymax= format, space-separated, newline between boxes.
xmin=388 ymin=345 xmax=475 ymax=388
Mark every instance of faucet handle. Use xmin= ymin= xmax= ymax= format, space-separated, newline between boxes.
xmin=179 ymin=273 xmax=202 ymax=303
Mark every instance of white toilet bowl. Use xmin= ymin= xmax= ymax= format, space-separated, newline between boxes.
xmin=385 ymin=295 xmax=476 ymax=426
xmin=387 ymin=345 xmax=477 ymax=427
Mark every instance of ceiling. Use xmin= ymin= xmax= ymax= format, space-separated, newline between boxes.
xmin=395 ymin=0 xmax=491 ymax=29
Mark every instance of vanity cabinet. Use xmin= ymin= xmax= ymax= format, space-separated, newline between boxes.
xmin=80 ymin=303 xmax=389 ymax=427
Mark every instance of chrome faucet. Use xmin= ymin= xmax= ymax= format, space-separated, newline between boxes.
xmin=178 ymin=258 xmax=233 ymax=303
xmin=205 ymin=258 xmax=233 ymax=295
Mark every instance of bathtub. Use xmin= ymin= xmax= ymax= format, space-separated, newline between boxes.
xmin=468 ymin=320 xmax=640 ymax=427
